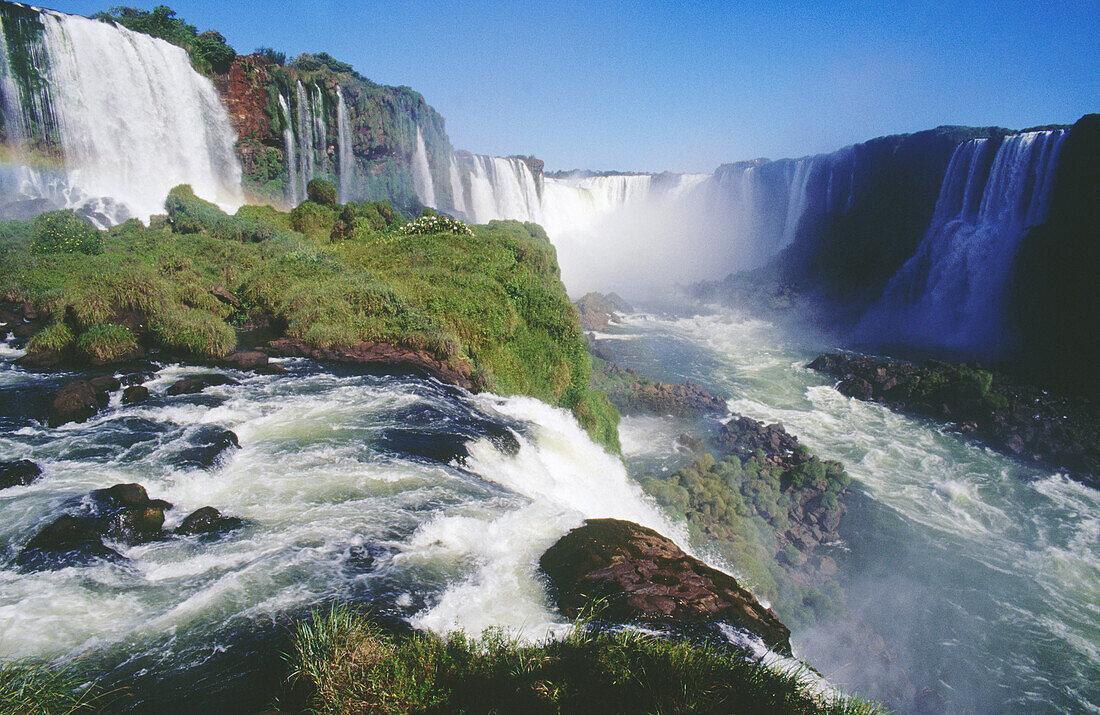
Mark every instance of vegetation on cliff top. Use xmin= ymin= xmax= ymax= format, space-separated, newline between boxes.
xmin=0 ymin=182 xmax=619 ymax=450
xmin=282 ymin=605 xmax=883 ymax=715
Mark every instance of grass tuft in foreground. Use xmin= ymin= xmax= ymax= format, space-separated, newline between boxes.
xmin=282 ymin=605 xmax=884 ymax=714
xmin=0 ymin=660 xmax=103 ymax=714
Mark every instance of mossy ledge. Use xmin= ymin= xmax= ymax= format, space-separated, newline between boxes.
xmin=0 ymin=183 xmax=620 ymax=451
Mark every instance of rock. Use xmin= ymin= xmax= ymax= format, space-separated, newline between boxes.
xmin=595 ymin=362 xmax=728 ymax=418
xmin=90 ymin=482 xmax=149 ymax=509
xmin=14 ymin=515 xmax=124 ymax=571
xmin=574 ymin=292 xmax=633 ymax=332
xmin=48 ymin=380 xmax=103 ymax=427
xmin=166 ymin=373 xmax=238 ymax=396
xmin=171 ymin=427 xmax=240 ymax=470
xmin=176 ymin=506 xmax=244 ymax=536
xmin=211 ymin=285 xmax=241 ymax=308
xmin=837 ymin=376 xmax=873 ymax=401
xmin=122 ymin=385 xmax=150 ymax=404
xmin=539 ymin=518 xmax=792 ymax=654
xmin=218 ymin=350 xmax=268 ymax=370
xmin=87 ymin=375 xmax=121 ymax=393
xmin=104 ymin=505 xmax=166 ymax=545
xmin=0 ymin=460 xmax=42 ymax=489
xmin=255 ymin=362 xmax=287 ymax=375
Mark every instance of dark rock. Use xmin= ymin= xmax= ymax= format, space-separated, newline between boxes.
xmin=48 ymin=380 xmax=102 ymax=427
xmin=87 ymin=375 xmax=121 ymax=393
xmin=166 ymin=373 xmax=238 ymax=396
xmin=0 ymin=460 xmax=42 ymax=489
xmin=14 ymin=515 xmax=124 ymax=571
xmin=254 ymin=362 xmax=287 ymax=375
xmin=90 ymin=482 xmax=149 ymax=509
xmin=211 ymin=285 xmax=241 ymax=308
xmin=122 ymin=385 xmax=150 ymax=404
xmin=837 ymin=376 xmax=874 ymax=400
xmin=539 ymin=518 xmax=792 ymax=654
xmin=15 ymin=349 xmax=66 ymax=368
xmin=176 ymin=506 xmax=243 ymax=536
xmin=171 ymin=427 xmax=240 ymax=470
xmin=121 ymin=372 xmax=154 ymax=386
xmin=104 ymin=505 xmax=166 ymax=545
xmin=595 ymin=362 xmax=728 ymax=418
xmin=218 ymin=350 xmax=268 ymax=370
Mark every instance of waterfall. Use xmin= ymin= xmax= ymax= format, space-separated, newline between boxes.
xmin=0 ymin=6 xmax=243 ymax=225
xmin=859 ymin=129 xmax=1068 ymax=355
xmin=411 ymin=126 xmax=435 ymax=208
xmin=278 ymin=94 xmax=298 ymax=206
xmin=336 ymin=85 xmax=354 ymax=204
xmin=312 ymin=84 xmax=328 ymax=176
xmin=294 ymin=81 xmax=314 ymax=201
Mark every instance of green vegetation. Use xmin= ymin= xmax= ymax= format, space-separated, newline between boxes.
xmin=283 ymin=605 xmax=882 ymax=715
xmin=307 ymin=178 xmax=338 ymax=207
xmin=0 ymin=660 xmax=102 ymax=714
xmin=90 ymin=5 xmax=236 ymax=75
xmin=0 ymin=186 xmax=618 ymax=450
xmin=641 ymin=447 xmax=849 ymax=626
xmin=30 ymin=211 xmax=103 ymax=256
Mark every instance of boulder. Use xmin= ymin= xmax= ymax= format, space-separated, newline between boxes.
xmin=218 ymin=350 xmax=268 ymax=371
xmin=87 ymin=375 xmax=121 ymax=393
xmin=166 ymin=373 xmax=238 ymax=396
xmin=104 ymin=505 xmax=166 ymax=545
xmin=171 ymin=427 xmax=240 ymax=470
xmin=0 ymin=460 xmax=42 ymax=489
xmin=122 ymin=385 xmax=150 ymax=404
xmin=90 ymin=482 xmax=149 ymax=508
xmin=539 ymin=518 xmax=792 ymax=654
xmin=176 ymin=506 xmax=244 ymax=536
xmin=14 ymin=515 xmax=124 ymax=571
xmin=47 ymin=379 xmax=104 ymax=427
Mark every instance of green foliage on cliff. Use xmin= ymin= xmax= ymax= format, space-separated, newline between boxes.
xmin=283 ymin=605 xmax=882 ymax=715
xmin=0 ymin=188 xmax=619 ymax=451
xmin=91 ymin=5 xmax=236 ymax=75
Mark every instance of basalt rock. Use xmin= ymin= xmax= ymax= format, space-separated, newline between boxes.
xmin=104 ymin=505 xmax=166 ymax=545
xmin=0 ymin=460 xmax=42 ymax=489
xmin=48 ymin=379 xmax=106 ymax=427
xmin=217 ymin=349 xmax=268 ymax=371
xmin=176 ymin=506 xmax=244 ymax=536
xmin=122 ymin=385 xmax=150 ymax=404
xmin=171 ymin=427 xmax=240 ymax=470
xmin=540 ymin=518 xmax=792 ymax=654
xmin=594 ymin=362 xmax=728 ymax=418
xmin=809 ymin=353 xmax=1100 ymax=488
xmin=166 ymin=373 xmax=239 ymax=396
xmin=14 ymin=514 xmax=124 ymax=571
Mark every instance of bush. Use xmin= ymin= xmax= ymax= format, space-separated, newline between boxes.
xmin=290 ymin=201 xmax=336 ymax=241
xmin=76 ymin=324 xmax=139 ymax=362
xmin=191 ymin=30 xmax=236 ymax=73
xmin=30 ymin=211 xmax=102 ymax=256
xmin=398 ymin=213 xmax=473 ymax=236
xmin=164 ymin=184 xmax=227 ymax=234
xmin=306 ymin=179 xmax=338 ymax=207
xmin=27 ymin=321 xmax=74 ymax=354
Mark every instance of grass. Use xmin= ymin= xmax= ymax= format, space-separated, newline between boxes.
xmin=0 ymin=186 xmax=620 ymax=451
xmin=281 ymin=605 xmax=885 ymax=715
xmin=0 ymin=660 xmax=103 ymax=714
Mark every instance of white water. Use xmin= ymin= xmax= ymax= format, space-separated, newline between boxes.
xmin=858 ymin=130 xmax=1067 ymax=356
xmin=0 ymin=7 xmax=243 ymax=224
xmin=278 ymin=94 xmax=298 ymax=206
xmin=411 ymin=126 xmax=435 ymax=208
xmin=336 ymin=86 xmax=354 ymax=204
xmin=606 ymin=306 xmax=1100 ymax=714
xmin=293 ymin=81 xmax=315 ymax=202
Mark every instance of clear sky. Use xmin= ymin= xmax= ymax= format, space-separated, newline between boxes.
xmin=47 ymin=0 xmax=1100 ymax=173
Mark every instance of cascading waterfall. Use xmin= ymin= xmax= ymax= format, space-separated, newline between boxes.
xmin=312 ymin=84 xmax=328 ymax=177
xmin=278 ymin=94 xmax=298 ymax=206
xmin=0 ymin=5 xmax=243 ymax=225
xmin=858 ymin=129 xmax=1068 ymax=355
xmin=411 ymin=126 xmax=436 ymax=208
xmin=336 ymin=85 xmax=354 ymax=204
xmin=294 ymin=81 xmax=315 ymax=201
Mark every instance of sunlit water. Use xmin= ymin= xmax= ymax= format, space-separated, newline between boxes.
xmin=610 ymin=306 xmax=1100 ymax=714
xmin=0 ymin=341 xmax=681 ymax=711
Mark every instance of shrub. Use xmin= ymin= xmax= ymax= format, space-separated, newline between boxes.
xmin=398 ymin=213 xmax=473 ymax=236
xmin=27 ymin=321 xmax=74 ymax=354
xmin=164 ymin=184 xmax=227 ymax=234
xmin=76 ymin=324 xmax=139 ymax=362
xmin=306 ymin=178 xmax=338 ymax=207
xmin=191 ymin=30 xmax=235 ymax=74
xmin=30 ymin=211 xmax=103 ymax=255
xmin=290 ymin=201 xmax=336 ymax=241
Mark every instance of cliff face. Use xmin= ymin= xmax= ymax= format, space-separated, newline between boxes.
xmin=213 ymin=54 xmax=453 ymax=212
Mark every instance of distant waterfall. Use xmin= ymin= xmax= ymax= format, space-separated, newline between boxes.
xmin=278 ymin=94 xmax=298 ymax=206
xmin=294 ymin=81 xmax=315 ymax=201
xmin=0 ymin=5 xmax=243 ymax=225
xmin=412 ymin=126 xmax=435 ymax=208
xmin=859 ymin=129 xmax=1067 ymax=355
xmin=336 ymin=86 xmax=354 ymax=204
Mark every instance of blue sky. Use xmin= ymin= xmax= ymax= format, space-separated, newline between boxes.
xmin=49 ymin=0 xmax=1100 ymax=172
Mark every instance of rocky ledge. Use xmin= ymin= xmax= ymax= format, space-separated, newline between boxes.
xmin=809 ymin=353 xmax=1100 ymax=488
xmin=574 ymin=292 xmax=633 ymax=332
xmin=264 ymin=338 xmax=478 ymax=391
xmin=540 ymin=518 xmax=791 ymax=654
xmin=592 ymin=361 xmax=728 ymax=418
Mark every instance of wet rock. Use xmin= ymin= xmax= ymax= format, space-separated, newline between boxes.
xmin=47 ymin=379 xmax=103 ymax=427
xmin=166 ymin=373 xmax=238 ymax=396
xmin=104 ymin=505 xmax=166 ymax=545
xmin=218 ymin=349 xmax=268 ymax=371
xmin=539 ymin=518 xmax=792 ymax=654
xmin=574 ymin=292 xmax=633 ymax=332
xmin=211 ymin=285 xmax=240 ymax=308
xmin=87 ymin=375 xmax=121 ymax=393
xmin=255 ymin=362 xmax=287 ymax=375
xmin=171 ymin=427 xmax=240 ymax=470
xmin=122 ymin=385 xmax=150 ymax=404
xmin=176 ymin=506 xmax=243 ymax=536
xmin=594 ymin=362 xmax=728 ymax=418
xmin=0 ymin=460 xmax=42 ymax=489
xmin=14 ymin=515 xmax=124 ymax=571
xmin=90 ymin=482 xmax=150 ymax=508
